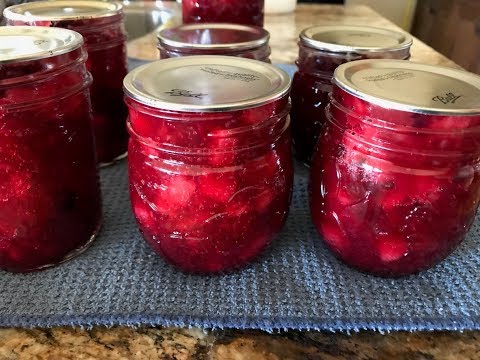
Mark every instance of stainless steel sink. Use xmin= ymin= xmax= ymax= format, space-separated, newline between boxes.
xmin=122 ymin=1 xmax=180 ymax=41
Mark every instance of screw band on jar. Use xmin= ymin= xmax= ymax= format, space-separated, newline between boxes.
xmin=4 ymin=0 xmax=129 ymax=166
xmin=290 ymin=25 xmax=413 ymax=166
xmin=158 ymin=23 xmax=271 ymax=62
xmin=3 ymin=0 xmax=125 ymax=47
xmin=0 ymin=26 xmax=102 ymax=273
xmin=123 ymin=56 xmax=293 ymax=273
xmin=310 ymin=59 xmax=480 ymax=277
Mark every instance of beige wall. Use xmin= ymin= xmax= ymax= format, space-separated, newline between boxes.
xmin=345 ymin=0 xmax=417 ymax=31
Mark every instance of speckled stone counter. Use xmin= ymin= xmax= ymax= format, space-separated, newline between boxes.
xmin=127 ymin=3 xmax=459 ymax=69
xmin=1 ymin=4 xmax=479 ymax=360
xmin=1 ymin=328 xmax=480 ymax=359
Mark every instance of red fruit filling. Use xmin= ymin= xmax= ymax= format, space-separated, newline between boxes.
xmin=0 ymin=54 xmax=101 ymax=272
xmin=290 ymin=43 xmax=409 ymax=164
xmin=182 ymin=0 xmax=264 ymax=27
xmin=9 ymin=15 xmax=128 ymax=165
xmin=310 ymin=89 xmax=480 ymax=277
xmin=127 ymin=98 xmax=293 ymax=273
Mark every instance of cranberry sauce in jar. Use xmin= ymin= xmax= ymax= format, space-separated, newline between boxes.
xmin=158 ymin=23 xmax=271 ymax=62
xmin=5 ymin=1 xmax=129 ymax=166
xmin=0 ymin=27 xmax=102 ymax=273
xmin=182 ymin=0 xmax=264 ymax=27
xmin=290 ymin=25 xmax=412 ymax=165
xmin=310 ymin=59 xmax=480 ymax=277
xmin=123 ymin=56 xmax=293 ymax=273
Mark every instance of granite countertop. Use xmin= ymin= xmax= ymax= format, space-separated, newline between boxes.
xmin=127 ymin=3 xmax=459 ymax=69
xmin=1 ymin=4 xmax=479 ymax=360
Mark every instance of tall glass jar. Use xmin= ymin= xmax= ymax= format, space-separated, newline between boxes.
xmin=310 ymin=59 xmax=480 ymax=277
xmin=158 ymin=23 xmax=271 ymax=62
xmin=5 ymin=1 xmax=129 ymax=166
xmin=290 ymin=25 xmax=412 ymax=165
xmin=182 ymin=0 xmax=264 ymax=27
xmin=124 ymin=56 xmax=293 ymax=273
xmin=0 ymin=27 xmax=102 ymax=273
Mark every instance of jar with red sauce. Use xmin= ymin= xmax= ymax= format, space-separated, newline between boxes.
xmin=310 ymin=59 xmax=480 ymax=277
xmin=0 ymin=27 xmax=101 ymax=273
xmin=158 ymin=23 xmax=271 ymax=62
xmin=290 ymin=25 xmax=412 ymax=165
xmin=123 ymin=56 xmax=292 ymax=273
xmin=182 ymin=0 xmax=264 ymax=27
xmin=4 ymin=1 xmax=129 ymax=166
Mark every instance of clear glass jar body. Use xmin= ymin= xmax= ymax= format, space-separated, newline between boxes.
xmin=7 ymin=15 xmax=129 ymax=166
xmin=0 ymin=47 xmax=102 ymax=272
xmin=182 ymin=0 xmax=264 ymax=27
xmin=310 ymin=86 xmax=480 ymax=277
xmin=126 ymin=96 xmax=293 ymax=273
xmin=291 ymin=43 xmax=411 ymax=165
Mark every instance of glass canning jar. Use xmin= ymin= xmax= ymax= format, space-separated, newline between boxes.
xmin=158 ymin=23 xmax=271 ymax=62
xmin=182 ymin=0 xmax=264 ymax=27
xmin=124 ymin=56 xmax=293 ymax=273
xmin=0 ymin=27 xmax=102 ymax=273
xmin=5 ymin=1 xmax=129 ymax=166
xmin=290 ymin=25 xmax=412 ymax=165
xmin=310 ymin=59 xmax=480 ymax=277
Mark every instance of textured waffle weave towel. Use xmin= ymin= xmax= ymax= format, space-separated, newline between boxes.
xmin=0 ymin=162 xmax=479 ymax=331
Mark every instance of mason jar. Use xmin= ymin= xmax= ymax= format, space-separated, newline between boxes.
xmin=158 ymin=23 xmax=271 ymax=62
xmin=182 ymin=0 xmax=264 ymax=27
xmin=290 ymin=25 xmax=412 ymax=165
xmin=0 ymin=27 xmax=101 ymax=272
xmin=5 ymin=0 xmax=129 ymax=166
xmin=124 ymin=56 xmax=292 ymax=273
xmin=310 ymin=59 xmax=480 ymax=277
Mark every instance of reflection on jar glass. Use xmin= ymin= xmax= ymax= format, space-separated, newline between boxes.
xmin=182 ymin=0 xmax=264 ymax=27
xmin=5 ymin=0 xmax=129 ymax=166
xmin=0 ymin=27 xmax=102 ymax=273
xmin=290 ymin=25 xmax=412 ymax=165
xmin=124 ymin=56 xmax=293 ymax=273
xmin=310 ymin=59 xmax=480 ymax=277
xmin=158 ymin=23 xmax=271 ymax=62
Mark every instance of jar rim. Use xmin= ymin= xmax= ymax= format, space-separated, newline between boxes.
xmin=0 ymin=26 xmax=83 ymax=64
xmin=158 ymin=23 xmax=270 ymax=51
xmin=334 ymin=59 xmax=480 ymax=116
xmin=123 ymin=56 xmax=291 ymax=112
xmin=299 ymin=25 xmax=412 ymax=54
xmin=4 ymin=0 xmax=122 ymax=22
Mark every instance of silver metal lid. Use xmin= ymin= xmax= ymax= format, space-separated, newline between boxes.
xmin=4 ymin=0 xmax=122 ymax=21
xmin=0 ymin=26 xmax=83 ymax=63
xmin=158 ymin=23 xmax=269 ymax=51
xmin=334 ymin=59 xmax=480 ymax=115
xmin=123 ymin=56 xmax=291 ymax=112
xmin=300 ymin=25 xmax=412 ymax=54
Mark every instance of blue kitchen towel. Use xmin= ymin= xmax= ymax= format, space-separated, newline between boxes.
xmin=0 ymin=161 xmax=479 ymax=332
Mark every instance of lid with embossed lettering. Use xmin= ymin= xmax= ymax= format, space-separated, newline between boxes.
xmin=158 ymin=23 xmax=269 ymax=51
xmin=123 ymin=55 xmax=291 ymax=112
xmin=4 ymin=1 xmax=122 ymax=21
xmin=0 ymin=26 xmax=83 ymax=63
xmin=334 ymin=59 xmax=480 ymax=115
xmin=300 ymin=25 xmax=412 ymax=55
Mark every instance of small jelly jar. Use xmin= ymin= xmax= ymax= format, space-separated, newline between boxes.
xmin=0 ymin=27 xmax=102 ymax=273
xmin=182 ymin=0 xmax=264 ymax=27
xmin=290 ymin=25 xmax=412 ymax=165
xmin=124 ymin=56 xmax=293 ymax=273
xmin=310 ymin=59 xmax=480 ymax=277
xmin=5 ymin=1 xmax=129 ymax=166
xmin=158 ymin=23 xmax=271 ymax=62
